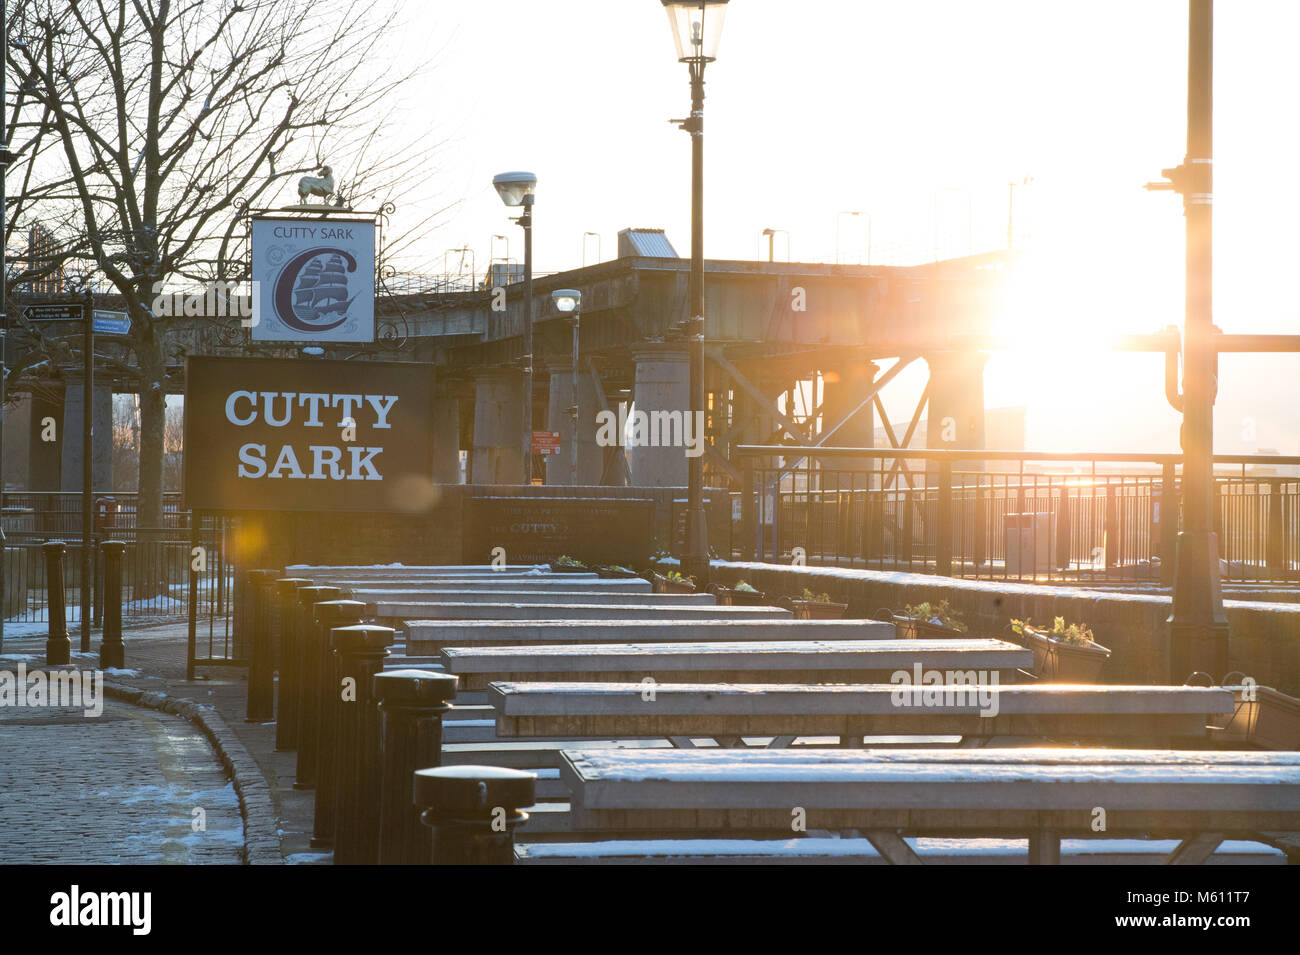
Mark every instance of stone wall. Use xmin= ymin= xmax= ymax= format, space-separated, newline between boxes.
xmin=711 ymin=561 xmax=1300 ymax=695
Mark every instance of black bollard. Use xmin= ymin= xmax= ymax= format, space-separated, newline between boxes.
xmin=273 ymin=577 xmax=313 ymax=750
xmin=306 ymin=600 xmax=365 ymax=839
xmin=245 ymin=569 xmax=280 ymax=722
xmin=295 ymin=590 xmax=348 ymax=788
xmin=287 ymin=582 xmax=340 ymax=753
xmin=331 ymin=624 xmax=395 ymax=865
xmin=99 ymin=540 xmax=126 ymax=669
xmin=43 ymin=541 xmax=71 ymax=666
xmin=375 ymin=669 xmax=458 ymax=865
xmin=414 ymin=765 xmax=537 ymax=866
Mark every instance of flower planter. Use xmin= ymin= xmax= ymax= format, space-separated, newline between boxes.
xmin=893 ymin=615 xmax=966 ymax=639
xmin=548 ymin=561 xmax=590 ymax=574
xmin=1216 ymin=685 xmax=1300 ymax=751
xmin=711 ymin=585 xmax=768 ymax=607
xmin=789 ymin=599 xmax=847 ymax=620
xmin=651 ymin=573 xmax=696 ymax=595
xmin=1020 ymin=627 xmax=1111 ymax=682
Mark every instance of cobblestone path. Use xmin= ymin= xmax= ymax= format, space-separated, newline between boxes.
xmin=0 ymin=698 xmax=244 ymax=864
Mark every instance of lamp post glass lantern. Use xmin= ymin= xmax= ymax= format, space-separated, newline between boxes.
xmin=663 ymin=0 xmax=728 ymax=585
xmin=493 ymin=171 xmax=537 ymax=484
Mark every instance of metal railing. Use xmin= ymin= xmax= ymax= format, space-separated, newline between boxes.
xmin=2 ymin=492 xmax=233 ymax=631
xmin=734 ymin=446 xmax=1300 ymax=585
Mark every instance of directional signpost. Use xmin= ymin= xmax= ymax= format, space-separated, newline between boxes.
xmin=23 ymin=303 xmax=84 ymax=323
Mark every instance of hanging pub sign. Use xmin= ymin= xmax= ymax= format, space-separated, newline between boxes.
xmin=183 ymin=356 xmax=434 ymax=513
xmin=250 ymin=216 xmax=376 ymax=342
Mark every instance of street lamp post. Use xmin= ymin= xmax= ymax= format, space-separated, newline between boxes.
xmin=493 ymin=171 xmax=538 ymax=485
xmin=1148 ymin=0 xmax=1228 ymax=681
xmin=553 ymin=290 xmax=582 ymax=485
xmin=663 ymin=0 xmax=727 ymax=585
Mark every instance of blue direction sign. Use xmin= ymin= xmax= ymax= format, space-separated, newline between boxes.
xmin=93 ymin=310 xmax=131 ymax=335
xmin=23 ymin=303 xmax=84 ymax=322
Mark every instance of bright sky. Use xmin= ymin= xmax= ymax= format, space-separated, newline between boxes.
xmin=377 ymin=0 xmax=1300 ymax=455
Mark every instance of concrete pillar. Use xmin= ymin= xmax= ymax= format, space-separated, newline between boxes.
xmin=432 ymin=393 xmax=462 ymax=484
xmin=627 ymin=345 xmax=690 ymax=488
xmin=470 ymin=369 xmax=522 ymax=486
xmin=819 ymin=360 xmax=878 ymax=476
xmin=27 ymin=390 xmax=63 ymax=491
xmin=59 ymin=376 xmax=112 ymax=492
xmin=925 ymin=352 xmax=988 ymax=454
xmin=544 ymin=361 xmax=602 ymax=486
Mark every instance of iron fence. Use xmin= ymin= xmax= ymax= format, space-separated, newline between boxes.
xmin=2 ymin=493 xmax=234 ymax=642
xmin=735 ymin=447 xmax=1300 ymax=585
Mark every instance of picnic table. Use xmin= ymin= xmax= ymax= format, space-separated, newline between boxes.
xmin=409 ymin=619 xmax=892 ymax=654
xmin=489 ymin=682 xmax=1234 ymax=745
xmin=559 ymin=747 xmax=1300 ymax=864
xmin=442 ymin=638 xmax=1030 ymax=691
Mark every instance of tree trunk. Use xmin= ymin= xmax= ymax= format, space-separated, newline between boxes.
xmin=135 ymin=332 xmax=168 ymax=600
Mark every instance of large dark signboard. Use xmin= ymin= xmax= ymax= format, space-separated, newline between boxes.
xmin=184 ymin=356 xmax=434 ymax=513
xmin=463 ymin=496 xmax=654 ymax=565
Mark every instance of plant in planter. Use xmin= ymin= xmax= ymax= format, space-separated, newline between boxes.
xmin=896 ymin=600 xmax=967 ymax=638
xmin=651 ymin=569 xmax=697 ymax=594
xmin=1010 ymin=616 xmax=1111 ymax=682
xmin=595 ymin=563 xmax=641 ymax=579
xmin=784 ymin=587 xmax=848 ymax=620
xmin=711 ymin=579 xmax=768 ymax=606
xmin=549 ymin=554 xmax=589 ymax=573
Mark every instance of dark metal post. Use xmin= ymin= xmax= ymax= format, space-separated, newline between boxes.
xmin=43 ymin=541 xmax=70 ymax=666
xmin=99 ymin=540 xmax=125 ymax=669
xmin=414 ymin=765 xmax=536 ymax=866
xmin=375 ymin=669 xmax=458 ymax=865
xmin=1165 ymin=0 xmax=1230 ymax=681
xmin=521 ymin=196 xmax=534 ymax=485
xmin=331 ymin=624 xmax=394 ymax=865
xmin=79 ymin=293 xmax=94 ymax=653
xmin=244 ymin=569 xmax=278 ymax=722
xmin=1161 ymin=462 xmax=1179 ymax=587
xmin=274 ymin=577 xmax=312 ymax=750
xmin=740 ymin=460 xmax=755 ymax=560
xmin=300 ymin=599 xmax=364 ymax=798
xmin=679 ymin=54 xmax=711 ymax=588
xmin=1104 ymin=483 xmax=1119 ymax=572
xmin=937 ymin=459 xmax=953 ymax=576
xmin=1267 ymin=478 xmax=1284 ymax=573
xmin=1055 ymin=485 xmax=1071 ymax=571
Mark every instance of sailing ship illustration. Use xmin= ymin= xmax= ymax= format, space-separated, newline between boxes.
xmin=291 ymin=253 xmax=356 ymax=323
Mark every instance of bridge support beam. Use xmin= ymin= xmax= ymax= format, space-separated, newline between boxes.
xmin=471 ymin=369 xmax=523 ymax=485
xmin=925 ymin=351 xmax=988 ymax=462
xmin=59 ymin=374 xmax=112 ymax=493
xmin=27 ymin=390 xmax=63 ymax=491
xmin=544 ymin=361 xmax=602 ymax=486
xmin=432 ymin=391 xmax=462 ymax=485
xmin=628 ymin=345 xmax=690 ymax=488
xmin=818 ymin=360 xmax=879 ymax=478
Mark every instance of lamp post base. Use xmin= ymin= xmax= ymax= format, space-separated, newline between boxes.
xmin=680 ymin=505 xmax=711 ymax=588
xmin=1168 ymin=529 xmax=1231 ymax=684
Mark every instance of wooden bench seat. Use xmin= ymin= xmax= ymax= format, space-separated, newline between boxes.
xmin=489 ymin=682 xmax=1233 ymax=744
xmin=558 ymin=747 xmax=1300 ymax=863
xmin=442 ymin=638 xmax=1030 ymax=691
xmin=387 ymin=603 xmax=791 ymax=623
xmin=514 ymin=836 xmax=1287 ymax=866
xmin=411 ymin=619 xmax=893 ymax=654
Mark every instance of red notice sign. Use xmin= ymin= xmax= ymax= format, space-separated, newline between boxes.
xmin=531 ymin=430 xmax=562 ymax=455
